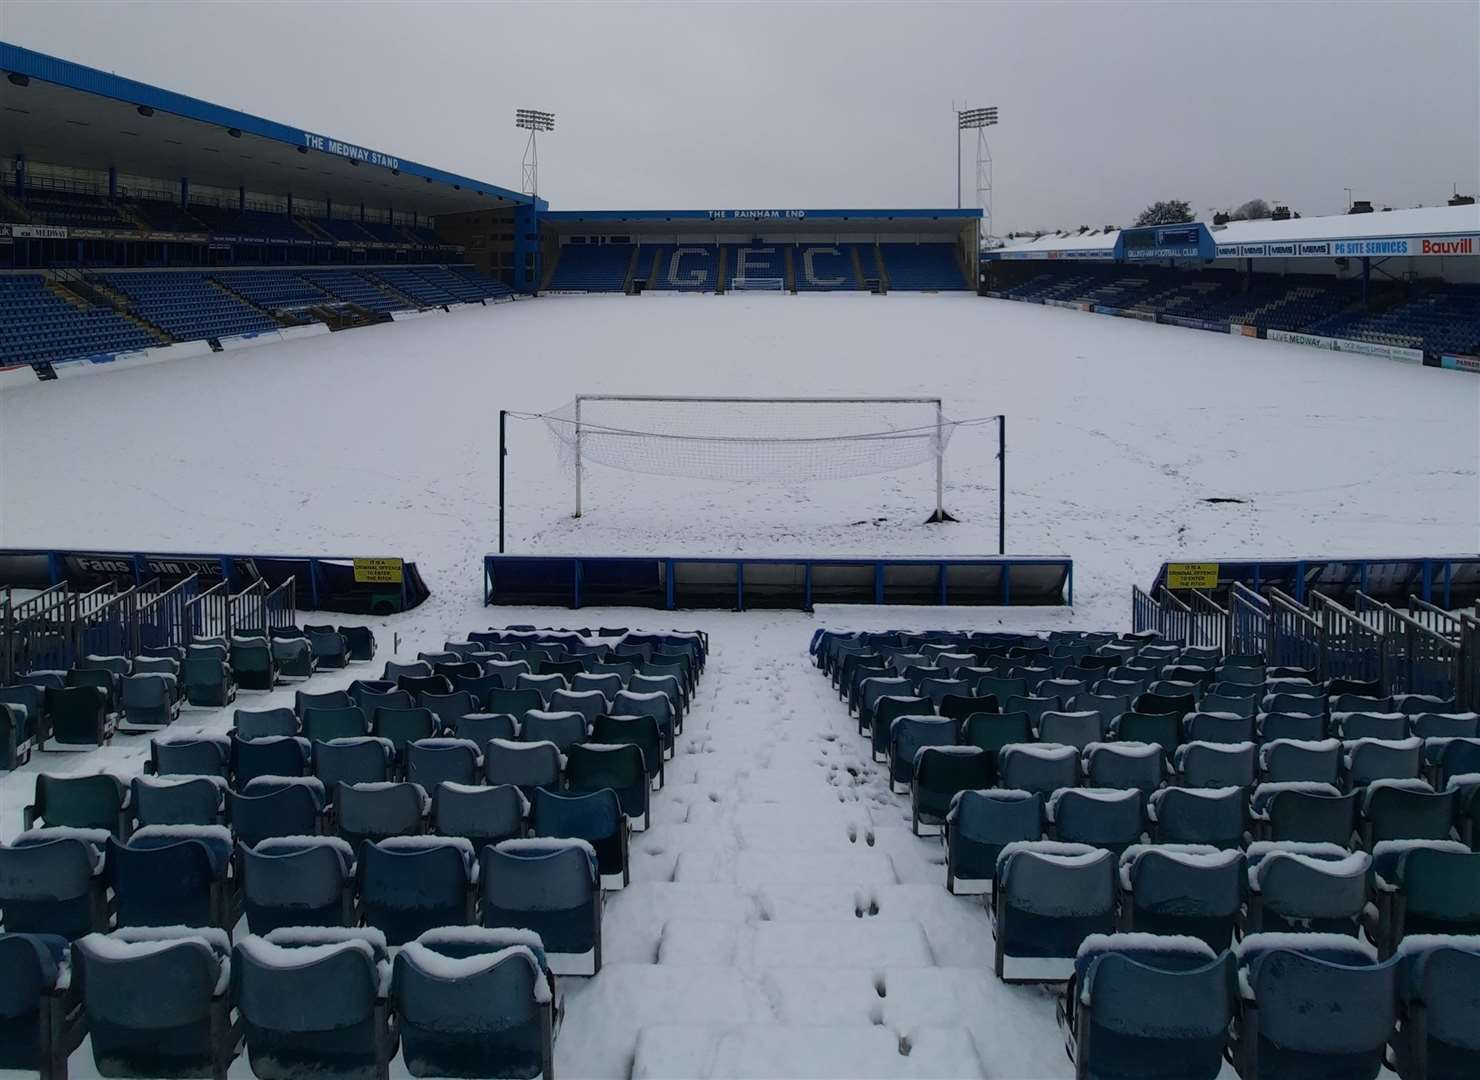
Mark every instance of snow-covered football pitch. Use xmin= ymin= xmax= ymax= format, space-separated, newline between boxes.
xmin=0 ymin=292 xmax=1474 ymax=1078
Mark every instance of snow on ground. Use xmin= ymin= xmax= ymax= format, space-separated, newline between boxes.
xmin=0 ymin=294 xmax=1475 ymax=1078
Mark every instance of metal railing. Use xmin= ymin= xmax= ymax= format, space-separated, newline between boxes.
xmin=1188 ymin=589 xmax=1229 ymax=651
xmin=133 ymin=574 xmax=199 ymax=654
xmin=1310 ymin=591 xmax=1383 ymax=683
xmin=229 ymin=580 xmax=268 ymax=637
xmin=1268 ymin=588 xmax=1324 ymax=673
xmin=263 ymin=578 xmax=297 ymax=631
xmin=1131 ymin=585 xmax=1162 ymax=636
xmin=1229 ymin=582 xmax=1271 ymax=659
xmin=2 ymin=583 xmax=74 ymax=680
xmin=1461 ymin=613 xmax=1480 ymax=711
xmin=184 ymin=581 xmax=230 ymax=643
xmin=74 ymin=584 xmax=139 ymax=661
xmin=1405 ymin=595 xmax=1462 ymax=642
xmin=1366 ymin=602 xmax=1461 ymax=698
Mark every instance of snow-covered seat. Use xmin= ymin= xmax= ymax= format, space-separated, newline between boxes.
xmin=359 ymin=836 xmax=476 ymax=945
xmin=1119 ymin=844 xmax=1246 ymax=951
xmin=992 ymin=841 xmax=1116 ymax=982
xmin=241 ymin=835 xmax=356 ymax=935
xmin=479 ymin=839 xmax=602 ymax=976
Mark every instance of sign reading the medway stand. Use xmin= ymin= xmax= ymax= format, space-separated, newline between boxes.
xmin=301 ymin=133 xmax=401 ymax=171
xmin=353 ymin=557 xmax=404 ymax=584
xmin=1165 ymin=562 xmax=1220 ymax=590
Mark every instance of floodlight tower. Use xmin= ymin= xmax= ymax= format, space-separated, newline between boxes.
xmin=957 ymin=105 xmax=998 ymax=249
xmin=515 ymin=108 xmax=555 ymax=201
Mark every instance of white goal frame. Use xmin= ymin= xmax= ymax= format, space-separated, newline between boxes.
xmin=571 ymin=394 xmax=953 ymax=521
xmin=730 ymin=276 xmax=785 ymax=292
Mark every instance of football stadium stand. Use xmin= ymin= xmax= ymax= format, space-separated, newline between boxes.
xmin=94 ymin=271 xmax=282 ymax=341
xmin=546 ymin=243 xmax=636 ymax=292
xmin=983 ymin=207 xmax=1480 ymax=367
xmin=794 ymin=244 xmax=861 ymax=291
xmin=0 ymin=273 xmax=160 ymax=366
xmin=878 ymin=243 xmax=970 ymax=290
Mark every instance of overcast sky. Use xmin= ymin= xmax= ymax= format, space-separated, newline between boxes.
xmin=6 ymin=0 xmax=1478 ymax=231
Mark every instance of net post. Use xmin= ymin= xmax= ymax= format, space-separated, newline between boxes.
xmin=573 ymin=396 xmax=583 ymax=518
xmin=498 ymin=409 xmax=507 ymax=554
xmin=998 ymin=413 xmax=1006 ymax=555
xmin=924 ymin=398 xmax=957 ymax=523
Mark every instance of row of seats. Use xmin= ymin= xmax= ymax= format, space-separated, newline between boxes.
xmin=993 ymin=264 xmax=1480 ymax=354
xmin=578 ymin=243 xmax=967 ymax=292
xmin=0 ymin=622 xmax=706 ymax=1077
xmin=0 ymin=274 xmax=158 ymax=367
xmin=1 ymin=264 xmax=514 ymax=367
xmin=1 ymin=921 xmax=559 ymax=1079
xmin=817 ymin=625 xmax=1480 ymax=1077
xmin=17 ymin=186 xmax=448 ymax=248
xmin=0 ymin=624 xmax=377 ymax=758
xmin=816 ymin=627 xmax=1480 ymax=977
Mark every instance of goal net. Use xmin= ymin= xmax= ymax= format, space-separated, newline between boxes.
xmin=530 ymin=396 xmax=962 ymax=520
xmin=730 ymin=276 xmax=785 ymax=292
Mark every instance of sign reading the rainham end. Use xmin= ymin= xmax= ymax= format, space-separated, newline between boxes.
xmin=707 ymin=210 xmax=807 ymax=220
xmin=353 ymin=557 xmax=404 ymax=584
xmin=302 ymin=133 xmax=400 ymax=171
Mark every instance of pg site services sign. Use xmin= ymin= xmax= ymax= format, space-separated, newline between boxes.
xmin=1165 ymin=562 xmax=1219 ymax=590
xmin=353 ymin=557 xmax=404 ymax=584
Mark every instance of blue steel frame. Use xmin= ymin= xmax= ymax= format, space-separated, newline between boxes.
xmin=483 ymin=554 xmax=1072 ymax=610
xmin=3 ymin=547 xmax=410 ymax=612
xmin=1151 ymin=555 xmax=1480 ymax=608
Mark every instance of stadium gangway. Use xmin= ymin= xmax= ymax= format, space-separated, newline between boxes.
xmin=484 ymin=554 xmax=1073 ymax=611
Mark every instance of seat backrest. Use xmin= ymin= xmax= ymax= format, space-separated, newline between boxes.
xmin=1258 ymin=711 xmax=1327 ymax=743
xmin=565 ymin=742 xmax=645 ymax=795
xmin=294 ymin=689 xmax=352 ymax=719
xmin=1084 ymin=950 xmax=1235 ymax=1049
xmin=233 ymin=936 xmax=380 ymax=1034
xmin=1334 ymin=712 xmax=1408 ymax=741
xmin=231 ymin=735 xmax=310 ymax=786
xmin=999 ymin=743 xmax=1079 ymax=794
xmin=34 ymin=773 xmax=125 ymax=831
xmin=75 ymin=932 xmax=221 ymax=1052
xmin=433 ymin=783 xmax=525 ymax=845
xmin=949 ymin=788 xmax=1043 ymax=843
xmin=484 ymin=688 xmax=545 ymax=718
xmin=1176 ymin=741 xmax=1255 ymax=787
xmin=484 ymin=740 xmax=562 ymax=790
xmin=335 ymin=783 xmax=426 ymax=845
xmin=371 ymin=706 xmax=438 ymax=750
xmin=235 ymin=707 xmax=299 ymax=739
xmin=1037 ymin=710 xmax=1103 ymax=750
xmin=383 ymin=660 xmax=432 ymax=682
xmin=478 ymin=841 xmax=596 ymax=913
xmin=1269 ymin=788 xmax=1359 ymax=845
xmin=1255 ymin=850 xmax=1370 ymax=918
xmin=998 ymin=844 xmax=1115 ymax=915
xmin=1248 ymin=949 xmax=1396 ymax=1061
xmin=302 ymin=706 xmax=369 ymax=743
xmin=520 ymin=710 xmax=589 ymax=752
xmin=106 ymin=837 xmax=219 ymax=927
xmin=1260 ymin=738 xmax=1341 ymax=784
xmin=455 ymin=713 xmax=518 ymax=745
xmin=1346 ymin=737 xmax=1423 ymax=785
xmin=1184 ymin=713 xmax=1255 ymax=745
xmin=1050 ymin=788 xmax=1144 ymax=848
xmin=1364 ymin=786 xmax=1456 ymax=843
xmin=1084 ymin=743 xmax=1164 ymax=791
xmin=530 ymin=787 xmax=621 ymax=845
xmin=1399 ymin=941 xmax=1480 ymax=1054
xmin=419 ymin=690 xmax=478 ymax=731
xmin=1149 ymin=786 xmax=1246 ymax=848
xmin=152 ymin=735 xmax=230 ymax=778
xmin=131 ymin=776 xmax=223 ymax=827
xmin=313 ymin=738 xmax=391 ymax=790
xmin=228 ymin=785 xmax=321 ymax=848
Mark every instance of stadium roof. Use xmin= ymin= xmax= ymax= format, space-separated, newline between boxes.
xmin=542 ymin=208 xmax=980 ymax=235
xmin=0 ymin=42 xmax=530 ymax=213
xmin=988 ymin=204 xmax=1478 ymax=262
xmin=1210 ymin=204 xmax=1478 ymax=244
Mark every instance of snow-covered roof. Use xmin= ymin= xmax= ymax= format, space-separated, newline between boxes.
xmin=1211 ymin=204 xmax=1478 ymax=244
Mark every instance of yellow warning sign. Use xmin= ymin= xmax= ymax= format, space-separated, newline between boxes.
xmin=353 ymin=558 xmax=404 ymax=584
xmin=1165 ymin=562 xmax=1219 ymax=590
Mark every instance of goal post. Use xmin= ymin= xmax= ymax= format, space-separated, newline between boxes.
xmin=730 ymin=276 xmax=786 ymax=293
xmin=570 ymin=395 xmax=955 ymax=521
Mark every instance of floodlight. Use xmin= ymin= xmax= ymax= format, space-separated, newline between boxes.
xmin=958 ymin=106 xmax=998 ymax=130
xmin=515 ymin=109 xmax=555 ymax=132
